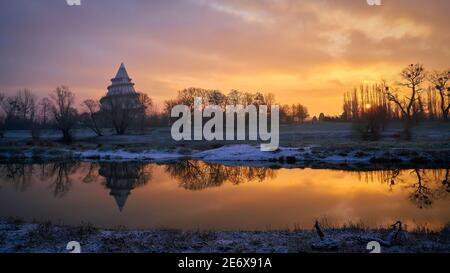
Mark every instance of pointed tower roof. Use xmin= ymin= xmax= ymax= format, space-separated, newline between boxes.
xmin=105 ymin=62 xmax=137 ymax=96
xmin=111 ymin=189 xmax=130 ymax=212
xmin=115 ymin=62 xmax=130 ymax=79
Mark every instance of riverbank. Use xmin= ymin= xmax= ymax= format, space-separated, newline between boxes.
xmin=1 ymin=122 xmax=449 ymax=168
xmin=0 ymin=219 xmax=448 ymax=253
xmin=0 ymin=143 xmax=449 ymax=170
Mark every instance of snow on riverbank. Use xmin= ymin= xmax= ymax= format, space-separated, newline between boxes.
xmin=192 ymin=144 xmax=449 ymax=166
xmin=0 ymin=144 xmax=448 ymax=168
xmin=77 ymin=149 xmax=186 ymax=161
xmin=1 ymin=220 xmax=448 ymax=253
xmin=0 ymin=147 xmax=186 ymax=162
xmin=192 ymin=144 xmax=373 ymax=162
xmin=193 ymin=145 xmax=308 ymax=161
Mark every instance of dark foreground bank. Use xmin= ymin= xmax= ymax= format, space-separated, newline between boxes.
xmin=1 ymin=219 xmax=449 ymax=253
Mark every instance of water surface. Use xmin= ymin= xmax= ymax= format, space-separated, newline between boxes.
xmin=0 ymin=161 xmax=448 ymax=230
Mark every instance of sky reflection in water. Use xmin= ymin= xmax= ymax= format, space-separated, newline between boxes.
xmin=0 ymin=161 xmax=448 ymax=230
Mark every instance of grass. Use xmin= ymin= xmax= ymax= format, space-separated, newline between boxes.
xmin=1 ymin=121 xmax=450 ymax=151
xmin=1 ymin=218 xmax=449 ymax=253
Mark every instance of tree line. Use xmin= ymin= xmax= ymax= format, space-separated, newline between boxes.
xmin=343 ymin=65 xmax=449 ymax=122
xmin=341 ymin=64 xmax=449 ymax=139
xmin=0 ymin=86 xmax=156 ymax=142
xmin=0 ymin=86 xmax=310 ymax=142
xmin=163 ymin=88 xmax=309 ymax=124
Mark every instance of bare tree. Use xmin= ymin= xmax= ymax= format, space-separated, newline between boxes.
xmin=429 ymin=69 xmax=450 ymax=121
xmin=280 ymin=104 xmax=293 ymax=123
xmin=0 ymin=89 xmax=40 ymax=139
xmin=207 ymin=90 xmax=227 ymax=109
xmin=138 ymin=93 xmax=153 ymax=115
xmin=50 ymin=86 xmax=78 ymax=142
xmin=163 ymin=99 xmax=180 ymax=126
xmin=81 ymin=99 xmax=103 ymax=136
xmin=176 ymin=87 xmax=209 ymax=110
xmin=38 ymin=97 xmax=53 ymax=126
xmin=136 ymin=92 xmax=153 ymax=132
xmin=0 ymin=90 xmax=36 ymax=127
xmin=385 ymin=64 xmax=427 ymax=137
xmin=0 ymin=93 xmax=5 ymax=138
xmin=17 ymin=90 xmax=38 ymax=140
xmin=424 ymin=86 xmax=439 ymax=120
xmin=226 ymin=90 xmax=243 ymax=105
xmin=251 ymin=92 xmax=263 ymax=105
xmin=0 ymin=93 xmax=16 ymax=135
xmin=14 ymin=89 xmax=36 ymax=123
xmin=292 ymin=103 xmax=309 ymax=124
xmin=100 ymin=93 xmax=143 ymax=135
xmin=343 ymin=84 xmax=391 ymax=139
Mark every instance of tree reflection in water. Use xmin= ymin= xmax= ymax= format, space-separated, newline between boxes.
xmin=45 ymin=162 xmax=81 ymax=198
xmin=0 ymin=162 xmax=81 ymax=196
xmin=354 ymin=168 xmax=449 ymax=209
xmin=0 ymin=161 xmax=448 ymax=210
xmin=82 ymin=163 xmax=101 ymax=184
xmin=1 ymin=164 xmax=34 ymax=192
xmin=164 ymin=160 xmax=276 ymax=190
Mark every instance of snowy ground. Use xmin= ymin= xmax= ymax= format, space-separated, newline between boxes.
xmin=0 ymin=142 xmax=448 ymax=169
xmin=192 ymin=144 xmax=450 ymax=168
xmin=0 ymin=219 xmax=448 ymax=253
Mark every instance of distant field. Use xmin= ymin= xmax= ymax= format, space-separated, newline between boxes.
xmin=1 ymin=121 xmax=449 ymax=150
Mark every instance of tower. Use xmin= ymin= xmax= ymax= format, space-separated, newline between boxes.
xmin=106 ymin=63 xmax=137 ymax=96
xmin=99 ymin=63 xmax=144 ymax=134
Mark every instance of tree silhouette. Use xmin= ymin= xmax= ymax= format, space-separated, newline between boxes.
xmin=428 ymin=69 xmax=450 ymax=121
xmin=385 ymin=64 xmax=427 ymax=137
xmin=50 ymin=86 xmax=78 ymax=142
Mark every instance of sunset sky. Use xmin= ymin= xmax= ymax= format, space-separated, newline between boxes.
xmin=0 ymin=0 xmax=449 ymax=116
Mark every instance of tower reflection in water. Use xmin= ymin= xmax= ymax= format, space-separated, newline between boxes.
xmin=98 ymin=162 xmax=151 ymax=211
xmin=0 ymin=161 xmax=448 ymax=213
